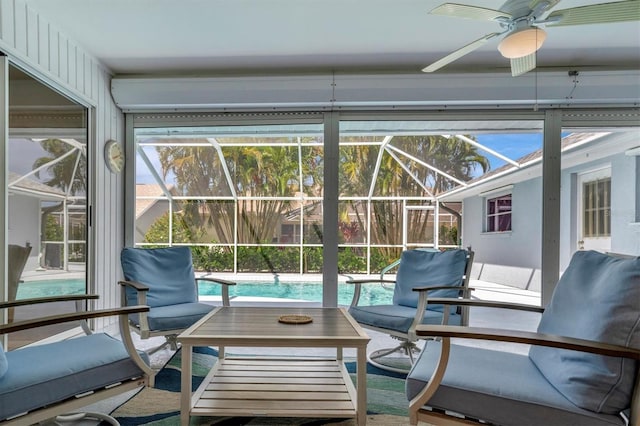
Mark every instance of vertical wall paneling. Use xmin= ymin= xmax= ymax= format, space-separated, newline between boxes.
xmin=48 ymin=25 xmax=58 ymax=75
xmin=59 ymin=33 xmax=67 ymax=83
xmin=124 ymin=115 xmax=135 ymax=248
xmin=37 ymin=15 xmax=47 ymax=69
xmin=25 ymin=6 xmax=37 ymax=62
xmin=67 ymin=40 xmax=76 ymax=90
xmin=13 ymin=1 xmax=26 ymax=53
xmin=0 ymin=1 xmax=15 ymax=47
xmin=0 ymin=1 xmax=126 ymax=329
xmin=85 ymin=55 xmax=91 ymax=97
xmin=90 ymin=57 xmax=96 ymax=100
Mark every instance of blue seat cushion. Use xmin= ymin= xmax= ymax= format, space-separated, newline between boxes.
xmin=349 ymin=304 xmax=461 ymax=334
xmin=393 ymin=249 xmax=468 ymax=311
xmin=407 ymin=341 xmax=626 ymax=426
xmin=121 ymin=246 xmax=199 ymax=307
xmin=0 ymin=333 xmax=149 ymax=421
xmin=129 ymin=302 xmax=213 ymax=332
xmin=529 ymin=251 xmax=640 ymax=414
xmin=0 ymin=342 xmax=7 ymax=379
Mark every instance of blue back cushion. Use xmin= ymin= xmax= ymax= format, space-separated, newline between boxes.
xmin=392 ymin=249 xmax=469 ymax=309
xmin=0 ymin=342 xmax=7 ymax=379
xmin=529 ymin=250 xmax=640 ymax=414
xmin=121 ymin=247 xmax=198 ymax=307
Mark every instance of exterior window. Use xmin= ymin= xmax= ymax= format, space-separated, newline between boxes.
xmin=280 ymin=224 xmax=300 ymax=243
xmin=486 ymin=194 xmax=512 ymax=232
xmin=582 ymin=177 xmax=611 ymax=237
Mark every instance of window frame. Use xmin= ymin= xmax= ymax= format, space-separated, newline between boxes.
xmin=485 ymin=193 xmax=513 ymax=233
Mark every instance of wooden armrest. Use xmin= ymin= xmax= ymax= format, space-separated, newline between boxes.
xmin=425 ymin=297 xmax=545 ymax=313
xmin=0 ymin=294 xmax=100 ymax=310
xmin=345 ymin=279 xmax=396 ymax=285
xmin=0 ymin=305 xmax=149 ymax=335
xmin=118 ymin=280 xmax=150 ymax=291
xmin=197 ymin=277 xmax=236 ymax=286
xmin=415 ymin=325 xmax=640 ymax=360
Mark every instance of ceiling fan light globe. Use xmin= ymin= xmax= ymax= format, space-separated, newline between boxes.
xmin=497 ymin=27 xmax=547 ymax=59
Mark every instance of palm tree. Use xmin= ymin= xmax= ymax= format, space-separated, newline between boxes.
xmin=339 ymin=135 xmax=489 ymax=262
xmin=156 ymin=139 xmax=323 ymax=246
xmin=32 ymin=139 xmax=86 ymax=194
xmin=32 ymin=139 xmax=87 ymax=263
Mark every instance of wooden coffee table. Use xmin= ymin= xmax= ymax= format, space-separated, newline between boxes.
xmin=177 ymin=306 xmax=370 ymax=425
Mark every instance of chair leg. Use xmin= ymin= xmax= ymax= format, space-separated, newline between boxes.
xmin=146 ymin=335 xmax=179 ymax=355
xmin=367 ymin=338 xmax=421 ymax=374
xmin=53 ymin=411 xmax=119 ymax=425
xmin=167 ymin=334 xmax=179 ymax=351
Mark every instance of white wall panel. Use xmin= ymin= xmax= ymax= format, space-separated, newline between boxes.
xmin=25 ymin=6 xmax=37 ymax=61
xmin=0 ymin=2 xmax=15 ymax=47
xmin=58 ymin=33 xmax=68 ymax=83
xmin=12 ymin=2 xmax=27 ymax=53
xmin=48 ymin=26 xmax=58 ymax=75
xmin=37 ymin=18 xmax=48 ymax=71
xmin=0 ymin=0 xmax=125 ymax=329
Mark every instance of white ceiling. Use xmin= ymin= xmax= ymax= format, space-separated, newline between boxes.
xmin=24 ymin=0 xmax=640 ymax=76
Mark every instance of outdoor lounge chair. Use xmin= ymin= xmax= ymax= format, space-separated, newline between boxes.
xmin=0 ymin=294 xmax=154 ymax=425
xmin=347 ymin=247 xmax=474 ymax=373
xmin=120 ymin=246 xmax=236 ymax=354
xmin=407 ymin=250 xmax=640 ymax=426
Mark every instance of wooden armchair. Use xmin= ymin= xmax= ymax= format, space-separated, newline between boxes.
xmin=0 ymin=294 xmax=154 ymax=425
xmin=407 ymin=250 xmax=640 ymax=426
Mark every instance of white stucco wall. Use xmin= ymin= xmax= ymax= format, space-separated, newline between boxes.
xmin=464 ymin=138 xmax=639 ymax=291
xmin=463 ymin=179 xmax=542 ymax=291
xmin=559 ymin=148 xmax=640 ymax=269
xmin=7 ymin=194 xmax=39 ymax=270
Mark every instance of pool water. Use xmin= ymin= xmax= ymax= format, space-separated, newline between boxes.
xmin=17 ymin=278 xmax=87 ymax=299
xmin=17 ymin=278 xmax=393 ymax=306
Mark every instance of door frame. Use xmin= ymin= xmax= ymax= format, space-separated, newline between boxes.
xmin=576 ymin=165 xmax=611 ymax=252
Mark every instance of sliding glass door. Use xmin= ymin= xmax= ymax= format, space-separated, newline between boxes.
xmin=5 ymin=64 xmax=88 ymax=349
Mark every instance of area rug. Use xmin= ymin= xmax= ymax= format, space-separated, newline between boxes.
xmin=112 ymin=346 xmax=410 ymax=425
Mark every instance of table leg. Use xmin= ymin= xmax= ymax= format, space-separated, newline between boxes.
xmin=180 ymin=343 xmax=192 ymax=426
xmin=357 ymin=344 xmax=367 ymax=426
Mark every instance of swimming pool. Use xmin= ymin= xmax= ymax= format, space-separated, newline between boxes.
xmin=16 ymin=278 xmax=393 ymax=306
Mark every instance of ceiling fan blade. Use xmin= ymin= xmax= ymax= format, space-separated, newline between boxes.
xmin=545 ymin=0 xmax=640 ymax=26
xmin=510 ymin=53 xmax=537 ymax=77
xmin=422 ymin=33 xmax=502 ymax=73
xmin=528 ymin=0 xmax=561 ymax=16
xmin=430 ymin=3 xmax=512 ymax=21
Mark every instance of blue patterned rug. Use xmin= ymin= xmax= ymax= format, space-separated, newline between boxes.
xmin=112 ymin=347 xmax=410 ymax=425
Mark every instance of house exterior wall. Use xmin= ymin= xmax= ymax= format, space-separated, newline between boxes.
xmin=463 ymin=145 xmax=639 ymax=292
xmin=135 ymin=200 xmax=170 ymax=244
xmin=463 ymin=179 xmax=542 ymax=291
xmin=0 ymin=1 xmax=125 ymax=325
xmin=7 ymin=194 xmax=39 ymax=270
xmin=559 ymin=150 xmax=640 ymax=269
xmin=613 ymin=155 xmax=640 ymax=254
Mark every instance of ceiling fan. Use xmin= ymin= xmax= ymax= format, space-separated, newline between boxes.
xmin=423 ymin=0 xmax=640 ymax=76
